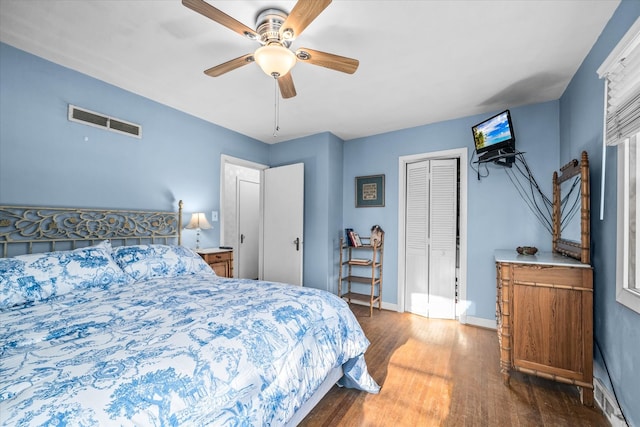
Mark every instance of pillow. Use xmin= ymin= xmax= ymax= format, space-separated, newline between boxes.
xmin=111 ymin=244 xmax=214 ymax=281
xmin=0 ymin=240 xmax=132 ymax=310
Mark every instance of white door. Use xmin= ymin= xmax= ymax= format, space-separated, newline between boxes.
xmin=261 ymin=163 xmax=304 ymax=285
xmin=405 ymin=159 xmax=457 ymax=319
xmin=238 ymin=179 xmax=259 ymax=279
xmin=427 ymin=159 xmax=457 ymax=318
xmin=405 ymin=161 xmax=430 ymax=317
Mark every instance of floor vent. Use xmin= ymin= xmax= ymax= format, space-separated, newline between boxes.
xmin=593 ymin=378 xmax=628 ymax=427
xmin=68 ymin=105 xmax=142 ymax=138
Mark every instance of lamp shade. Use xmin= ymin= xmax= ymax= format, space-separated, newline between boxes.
xmin=254 ymin=44 xmax=297 ymax=77
xmin=185 ymin=212 xmax=212 ymax=230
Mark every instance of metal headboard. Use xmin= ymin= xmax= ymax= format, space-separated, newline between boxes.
xmin=0 ymin=201 xmax=183 ymax=257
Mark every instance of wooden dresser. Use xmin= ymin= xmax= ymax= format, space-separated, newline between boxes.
xmin=495 ymin=250 xmax=593 ymax=406
xmin=197 ymin=248 xmax=233 ymax=278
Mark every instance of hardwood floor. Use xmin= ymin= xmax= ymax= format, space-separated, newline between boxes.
xmin=300 ymin=305 xmax=608 ymax=427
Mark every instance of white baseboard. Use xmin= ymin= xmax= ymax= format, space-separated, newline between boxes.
xmin=355 ymin=302 xmax=496 ymax=329
xmin=348 ymin=297 xmax=495 ymax=329
xmin=347 ymin=299 xmax=398 ymax=312
xmin=462 ymin=315 xmax=497 ymax=330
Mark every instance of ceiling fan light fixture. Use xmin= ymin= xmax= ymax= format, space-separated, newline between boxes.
xmin=254 ymin=44 xmax=297 ymax=77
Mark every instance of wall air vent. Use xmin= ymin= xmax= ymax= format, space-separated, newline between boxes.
xmin=68 ymin=105 xmax=142 ymax=138
xmin=593 ymin=378 xmax=627 ymax=427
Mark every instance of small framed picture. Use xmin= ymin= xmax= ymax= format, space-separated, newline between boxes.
xmin=355 ymin=174 xmax=385 ymax=208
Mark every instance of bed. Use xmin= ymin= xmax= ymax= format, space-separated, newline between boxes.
xmin=0 ymin=203 xmax=379 ymax=426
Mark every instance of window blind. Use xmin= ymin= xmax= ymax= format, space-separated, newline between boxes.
xmin=598 ymin=17 xmax=640 ymax=146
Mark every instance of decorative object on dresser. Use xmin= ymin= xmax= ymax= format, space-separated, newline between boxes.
xmin=197 ymin=247 xmax=233 ymax=278
xmin=553 ymin=151 xmax=590 ymax=264
xmin=495 ymin=151 xmax=593 ymax=406
xmin=515 ymin=246 xmax=538 ymax=255
xmin=185 ymin=212 xmax=212 ymax=249
xmin=338 ymin=229 xmax=384 ymax=316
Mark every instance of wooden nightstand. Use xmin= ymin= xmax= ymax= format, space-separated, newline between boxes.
xmin=197 ymin=248 xmax=233 ymax=278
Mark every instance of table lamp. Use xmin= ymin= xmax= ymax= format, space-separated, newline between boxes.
xmin=185 ymin=212 xmax=212 ymax=249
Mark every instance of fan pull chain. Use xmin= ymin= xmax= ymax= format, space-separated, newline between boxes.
xmin=273 ymin=75 xmax=280 ymax=138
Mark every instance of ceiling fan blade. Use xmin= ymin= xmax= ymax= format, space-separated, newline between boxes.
xmin=295 ymin=48 xmax=359 ymax=74
xmin=182 ymin=0 xmax=259 ymax=41
xmin=278 ymin=73 xmax=297 ymax=99
xmin=280 ymin=0 xmax=332 ymax=40
xmin=204 ymin=53 xmax=254 ymax=77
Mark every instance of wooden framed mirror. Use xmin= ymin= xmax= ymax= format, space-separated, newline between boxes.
xmin=552 ymin=151 xmax=590 ymax=264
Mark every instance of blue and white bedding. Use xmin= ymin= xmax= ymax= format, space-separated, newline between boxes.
xmin=0 ymin=244 xmax=379 ymax=426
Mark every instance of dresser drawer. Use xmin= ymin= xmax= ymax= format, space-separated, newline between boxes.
xmin=512 ymin=264 xmax=592 ymax=289
xmin=201 ymin=251 xmax=232 ymax=263
xmin=197 ymin=249 xmax=233 ymax=278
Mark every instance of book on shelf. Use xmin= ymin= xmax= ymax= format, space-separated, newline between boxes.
xmin=344 ymin=228 xmax=365 ymax=247
xmin=344 ymin=228 xmax=354 ymax=246
xmin=352 ymin=232 xmax=362 ymax=247
xmin=349 ymin=258 xmax=371 ymax=265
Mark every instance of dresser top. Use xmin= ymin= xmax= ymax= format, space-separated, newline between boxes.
xmin=494 ymin=250 xmax=591 ymax=268
xmin=196 ymin=247 xmax=232 ymax=255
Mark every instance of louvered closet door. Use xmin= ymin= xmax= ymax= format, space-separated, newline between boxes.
xmin=428 ymin=159 xmax=457 ymax=318
xmin=405 ymin=159 xmax=457 ymax=319
xmin=406 ymin=161 xmax=430 ymax=317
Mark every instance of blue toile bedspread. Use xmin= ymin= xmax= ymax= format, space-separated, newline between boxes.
xmin=0 ymin=275 xmax=379 ymax=426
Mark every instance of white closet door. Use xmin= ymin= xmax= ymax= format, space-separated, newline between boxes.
xmin=405 ymin=159 xmax=457 ymax=319
xmin=406 ymin=161 xmax=430 ymax=317
xmin=427 ymin=159 xmax=457 ymax=319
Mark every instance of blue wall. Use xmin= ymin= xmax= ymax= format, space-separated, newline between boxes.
xmin=0 ymin=42 xmax=343 ymax=289
xmin=559 ymin=0 xmax=640 ymax=424
xmin=342 ymin=102 xmax=560 ymax=319
xmin=0 ymin=41 xmax=564 ymax=321
xmin=0 ymin=43 xmax=269 ymax=250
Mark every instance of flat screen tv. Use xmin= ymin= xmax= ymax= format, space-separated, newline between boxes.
xmin=471 ymin=110 xmax=516 ymax=158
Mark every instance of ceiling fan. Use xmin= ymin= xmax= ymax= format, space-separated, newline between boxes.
xmin=182 ymin=0 xmax=359 ymax=99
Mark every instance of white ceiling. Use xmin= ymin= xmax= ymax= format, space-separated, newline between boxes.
xmin=0 ymin=0 xmax=620 ymax=144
